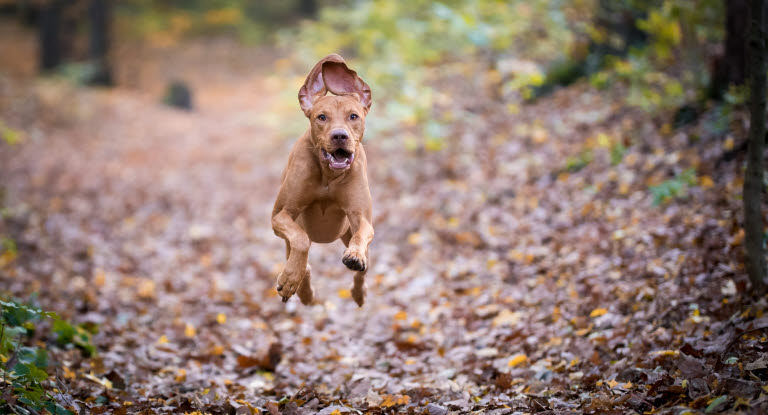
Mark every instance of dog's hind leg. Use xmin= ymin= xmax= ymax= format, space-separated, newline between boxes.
xmin=350 ymin=267 xmax=367 ymax=307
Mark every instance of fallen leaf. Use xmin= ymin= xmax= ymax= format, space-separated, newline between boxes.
xmin=508 ymin=354 xmax=527 ymax=367
xmin=589 ymin=308 xmax=607 ymax=318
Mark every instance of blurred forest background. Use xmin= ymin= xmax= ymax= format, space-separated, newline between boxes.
xmin=1 ymin=0 xmax=768 ymax=414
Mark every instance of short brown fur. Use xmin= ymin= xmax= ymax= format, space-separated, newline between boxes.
xmin=271 ymin=54 xmax=374 ymax=306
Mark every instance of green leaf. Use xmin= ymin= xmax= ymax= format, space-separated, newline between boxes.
xmin=52 ymin=320 xmax=75 ymax=345
xmin=705 ymin=395 xmax=728 ymax=413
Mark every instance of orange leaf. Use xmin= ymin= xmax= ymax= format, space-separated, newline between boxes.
xmin=508 ymin=354 xmax=527 ymax=367
xmin=589 ymin=308 xmax=607 ymax=318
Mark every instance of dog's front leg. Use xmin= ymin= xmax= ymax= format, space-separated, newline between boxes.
xmin=272 ymin=209 xmax=310 ymax=302
xmin=342 ymin=211 xmax=374 ymax=272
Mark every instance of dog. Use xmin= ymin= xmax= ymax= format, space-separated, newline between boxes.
xmin=271 ymin=54 xmax=374 ymax=306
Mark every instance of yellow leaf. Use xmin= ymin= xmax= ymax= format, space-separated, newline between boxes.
xmin=210 ymin=345 xmax=224 ymax=356
xmin=532 ymin=127 xmax=548 ymax=143
xmin=330 ymin=410 xmax=342 ymax=415
xmin=606 ymin=379 xmax=619 ymax=388
xmin=0 ymin=251 xmax=16 ymax=267
xmin=508 ymin=354 xmax=527 ymax=367
xmin=574 ymin=323 xmax=593 ymax=336
xmin=569 ymin=358 xmax=579 ymax=368
xmin=157 ymin=335 xmax=169 ymax=344
xmin=338 ymin=289 xmax=351 ymax=299
xmin=203 ymin=7 xmax=243 ymax=25
xmin=596 ymin=132 xmax=611 ymax=148
xmin=84 ymin=372 xmax=113 ymax=389
xmin=618 ymin=182 xmax=630 ymax=195
xmin=184 ymin=323 xmax=196 ymax=338
xmin=93 ymin=269 xmax=106 ymax=287
xmin=493 ymin=309 xmax=522 ymax=327
xmin=724 ymin=136 xmax=735 ymax=151
xmin=700 ymin=176 xmax=714 ymax=188
xmin=407 ymin=232 xmax=422 ymax=245
xmin=394 ymin=311 xmax=408 ymax=321
xmin=622 ymin=382 xmax=633 ymax=389
xmin=216 ymin=313 xmax=226 ymax=324
xmin=62 ymin=365 xmax=76 ymax=380
xmin=650 ymin=350 xmax=679 ymax=357
xmin=381 ymin=394 xmax=411 ymax=408
xmin=590 ymin=308 xmax=607 ymax=318
xmin=137 ymin=278 xmax=156 ymax=299
xmin=175 ymin=369 xmax=187 ymax=382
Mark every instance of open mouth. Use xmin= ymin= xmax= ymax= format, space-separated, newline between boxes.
xmin=322 ymin=148 xmax=355 ymax=170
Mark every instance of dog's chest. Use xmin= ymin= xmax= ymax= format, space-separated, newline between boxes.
xmin=313 ymin=198 xmax=340 ymax=216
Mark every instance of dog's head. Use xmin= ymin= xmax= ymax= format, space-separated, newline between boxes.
xmin=299 ymin=54 xmax=372 ymax=171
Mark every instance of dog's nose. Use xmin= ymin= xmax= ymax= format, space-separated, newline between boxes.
xmin=331 ymin=129 xmax=348 ymax=142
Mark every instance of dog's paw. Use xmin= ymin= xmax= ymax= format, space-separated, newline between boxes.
xmin=276 ymin=269 xmax=302 ymax=302
xmin=342 ymin=246 xmax=367 ymax=271
xmin=350 ymin=282 xmax=367 ymax=307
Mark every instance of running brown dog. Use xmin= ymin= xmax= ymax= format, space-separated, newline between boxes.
xmin=271 ymin=54 xmax=374 ymax=306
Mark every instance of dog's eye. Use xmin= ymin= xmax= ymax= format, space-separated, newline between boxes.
xmin=349 ymin=114 xmax=359 ymax=120
xmin=317 ymin=114 xmax=326 ymax=121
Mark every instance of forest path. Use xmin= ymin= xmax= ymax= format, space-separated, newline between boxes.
xmin=0 ymin=19 xmax=757 ymax=414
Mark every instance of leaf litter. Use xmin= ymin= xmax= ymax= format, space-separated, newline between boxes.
xmin=0 ymin=24 xmax=767 ymax=414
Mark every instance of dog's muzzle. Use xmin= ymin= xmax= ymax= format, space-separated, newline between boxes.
xmin=322 ymin=148 xmax=355 ymax=170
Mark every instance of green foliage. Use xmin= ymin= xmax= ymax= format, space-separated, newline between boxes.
xmin=279 ymin=0 xmax=597 ymax=146
xmin=649 ymin=168 xmax=697 ymax=205
xmin=0 ymin=299 xmax=91 ymax=414
xmin=565 ymin=150 xmax=593 ymax=172
xmin=0 ymin=121 xmax=23 ymax=145
xmin=610 ymin=141 xmax=627 ymax=166
xmin=52 ymin=320 xmax=97 ymax=357
xmin=116 ymin=0 xmax=313 ymax=44
xmin=590 ymin=0 xmax=724 ymax=113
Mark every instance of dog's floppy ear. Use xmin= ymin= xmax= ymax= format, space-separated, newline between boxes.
xmin=298 ymin=54 xmax=372 ymax=117
xmin=321 ymin=60 xmax=372 ymax=114
xmin=299 ymin=54 xmax=343 ymax=117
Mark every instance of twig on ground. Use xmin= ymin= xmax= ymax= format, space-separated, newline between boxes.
xmin=717 ymin=326 xmax=768 ymax=369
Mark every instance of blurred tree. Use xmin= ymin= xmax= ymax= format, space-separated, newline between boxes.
xmin=743 ymin=0 xmax=766 ymax=295
xmin=37 ymin=0 xmax=113 ymax=85
xmin=38 ymin=0 xmax=64 ymax=71
xmin=299 ymin=0 xmax=316 ymax=17
xmin=86 ymin=0 xmax=113 ymax=85
xmin=709 ymin=0 xmax=749 ymax=99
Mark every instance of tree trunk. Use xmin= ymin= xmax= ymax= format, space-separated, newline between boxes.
xmin=38 ymin=0 xmax=62 ymax=71
xmin=743 ymin=0 xmax=767 ymax=295
xmin=299 ymin=0 xmax=317 ymax=18
xmin=710 ymin=0 xmax=750 ymax=99
xmin=87 ymin=0 xmax=112 ymax=86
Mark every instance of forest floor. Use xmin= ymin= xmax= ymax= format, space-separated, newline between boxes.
xmin=1 ymin=20 xmax=767 ymax=415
